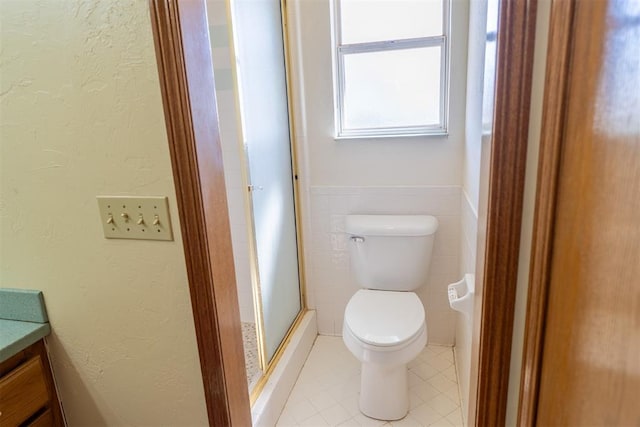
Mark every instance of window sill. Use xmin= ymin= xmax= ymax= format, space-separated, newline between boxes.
xmin=334 ymin=131 xmax=449 ymax=140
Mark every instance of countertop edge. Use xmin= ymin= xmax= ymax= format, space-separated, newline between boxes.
xmin=0 ymin=321 xmax=51 ymax=363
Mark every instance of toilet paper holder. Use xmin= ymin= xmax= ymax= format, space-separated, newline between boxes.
xmin=448 ymin=274 xmax=475 ymax=317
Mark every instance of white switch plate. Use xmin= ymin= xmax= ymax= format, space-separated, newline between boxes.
xmin=97 ymin=196 xmax=173 ymax=241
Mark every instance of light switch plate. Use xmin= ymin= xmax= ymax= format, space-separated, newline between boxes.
xmin=97 ymin=196 xmax=173 ymax=241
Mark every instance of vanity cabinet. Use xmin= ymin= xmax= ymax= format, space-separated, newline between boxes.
xmin=0 ymin=340 xmax=63 ymax=427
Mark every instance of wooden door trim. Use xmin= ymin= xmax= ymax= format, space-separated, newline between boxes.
xmin=149 ymin=1 xmax=251 ymax=425
xmin=147 ymin=0 xmax=541 ymax=424
xmin=475 ymin=0 xmax=538 ymax=425
xmin=517 ymin=0 xmax=576 ymax=425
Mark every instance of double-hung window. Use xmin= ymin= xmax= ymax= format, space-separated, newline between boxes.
xmin=331 ymin=0 xmax=450 ymax=138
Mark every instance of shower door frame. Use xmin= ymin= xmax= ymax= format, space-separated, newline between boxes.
xmin=225 ymin=0 xmax=308 ymax=403
xmin=149 ymin=0 xmax=538 ymax=425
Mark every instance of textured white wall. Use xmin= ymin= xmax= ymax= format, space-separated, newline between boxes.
xmin=0 ymin=1 xmax=209 ymax=425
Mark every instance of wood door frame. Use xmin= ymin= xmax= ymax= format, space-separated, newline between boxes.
xmin=472 ymin=0 xmax=538 ymax=425
xmin=517 ymin=0 xmax=576 ymax=425
xmin=149 ymin=1 xmax=251 ymax=425
xmin=148 ymin=0 xmax=538 ymax=425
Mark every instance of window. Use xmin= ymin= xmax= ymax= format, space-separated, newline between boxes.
xmin=331 ymin=0 xmax=450 ymax=138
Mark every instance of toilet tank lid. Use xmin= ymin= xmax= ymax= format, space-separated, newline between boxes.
xmin=345 ymin=215 xmax=438 ymax=236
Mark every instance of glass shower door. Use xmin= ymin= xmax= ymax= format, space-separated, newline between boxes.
xmin=230 ymin=0 xmax=302 ymax=365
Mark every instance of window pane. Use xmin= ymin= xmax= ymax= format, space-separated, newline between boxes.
xmin=340 ymin=0 xmax=443 ymax=44
xmin=342 ymin=46 xmax=441 ymax=131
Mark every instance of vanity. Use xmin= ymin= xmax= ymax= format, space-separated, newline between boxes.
xmin=0 ymin=289 xmax=64 ymax=426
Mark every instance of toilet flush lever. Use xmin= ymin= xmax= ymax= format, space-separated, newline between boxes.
xmin=350 ymin=236 xmax=365 ymax=243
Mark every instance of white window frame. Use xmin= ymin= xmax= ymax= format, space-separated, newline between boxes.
xmin=331 ymin=0 xmax=451 ymax=139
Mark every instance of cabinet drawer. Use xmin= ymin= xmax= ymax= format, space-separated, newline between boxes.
xmin=27 ymin=409 xmax=53 ymax=427
xmin=0 ymin=356 xmax=49 ymax=426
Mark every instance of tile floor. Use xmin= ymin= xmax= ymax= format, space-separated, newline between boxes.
xmin=277 ymin=336 xmax=464 ymax=426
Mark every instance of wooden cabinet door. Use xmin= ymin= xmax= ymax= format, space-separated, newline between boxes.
xmin=535 ymin=0 xmax=640 ymax=424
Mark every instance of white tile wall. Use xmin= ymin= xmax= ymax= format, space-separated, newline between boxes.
xmin=306 ymin=186 xmax=461 ymax=345
xmin=459 ymin=190 xmax=478 ymax=277
xmin=454 ymin=190 xmax=478 ymax=422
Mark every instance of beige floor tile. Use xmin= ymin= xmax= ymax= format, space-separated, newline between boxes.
xmin=300 ymin=413 xmax=331 ymax=426
xmin=445 ymin=409 xmax=464 ymax=427
xmin=389 ymin=414 xmax=423 ymax=427
xmin=309 ymin=390 xmax=339 ymax=412
xmin=424 ymin=394 xmax=459 ymax=417
xmin=410 ymin=403 xmax=442 ymax=426
xmin=340 ymin=392 xmax=362 ymax=417
xmin=321 ymin=403 xmax=352 ymax=426
xmin=350 ymin=413 xmax=391 ymax=426
xmin=288 ymin=399 xmax=320 ymax=423
xmin=277 ymin=410 xmax=298 ymax=427
xmin=410 ymin=382 xmax=441 ymax=402
xmin=278 ymin=337 xmax=463 ymax=427
xmin=410 ymin=361 xmax=440 ymax=381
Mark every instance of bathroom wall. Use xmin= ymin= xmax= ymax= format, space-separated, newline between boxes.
xmin=287 ymin=0 xmax=470 ymax=345
xmin=206 ymin=0 xmax=255 ymax=324
xmin=0 ymin=1 xmax=209 ymax=425
xmin=308 ymin=186 xmax=461 ymax=343
xmin=456 ymin=0 xmax=490 ymax=420
xmin=289 ymin=0 xmax=469 ymax=188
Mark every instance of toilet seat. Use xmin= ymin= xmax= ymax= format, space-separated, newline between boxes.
xmin=344 ymin=289 xmax=425 ymax=348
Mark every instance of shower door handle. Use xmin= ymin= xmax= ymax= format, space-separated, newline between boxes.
xmin=248 ymin=185 xmax=264 ymax=192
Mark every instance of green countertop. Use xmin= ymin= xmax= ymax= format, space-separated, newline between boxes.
xmin=0 ymin=319 xmax=51 ymax=362
xmin=0 ymin=288 xmax=51 ymax=362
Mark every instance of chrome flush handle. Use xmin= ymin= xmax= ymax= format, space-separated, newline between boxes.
xmin=350 ymin=236 xmax=365 ymax=243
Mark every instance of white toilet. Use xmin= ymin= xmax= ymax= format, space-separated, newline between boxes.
xmin=343 ymin=214 xmax=438 ymax=421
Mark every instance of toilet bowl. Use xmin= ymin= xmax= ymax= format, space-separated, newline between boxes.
xmin=343 ymin=289 xmax=427 ymax=420
xmin=343 ymin=215 xmax=438 ymax=421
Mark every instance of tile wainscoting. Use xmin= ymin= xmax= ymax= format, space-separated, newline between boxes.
xmin=305 ymin=186 xmax=461 ymax=345
xmin=454 ymin=189 xmax=479 ymax=422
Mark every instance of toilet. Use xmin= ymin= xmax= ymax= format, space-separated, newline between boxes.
xmin=343 ymin=214 xmax=438 ymax=421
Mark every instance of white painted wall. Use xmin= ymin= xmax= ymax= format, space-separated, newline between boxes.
xmin=289 ymin=0 xmax=469 ymax=187
xmin=456 ymin=0 xmax=489 ymax=420
xmin=505 ymin=1 xmax=551 ymax=424
xmin=0 ymin=1 xmax=209 ymax=425
xmin=288 ymin=0 xmax=470 ymax=345
xmin=462 ymin=0 xmax=490 ymax=212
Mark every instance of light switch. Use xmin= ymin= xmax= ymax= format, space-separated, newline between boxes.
xmin=97 ymin=196 xmax=173 ymax=241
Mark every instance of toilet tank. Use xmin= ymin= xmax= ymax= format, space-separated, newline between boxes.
xmin=345 ymin=215 xmax=438 ymax=291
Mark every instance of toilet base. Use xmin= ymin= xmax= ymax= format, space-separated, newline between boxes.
xmin=359 ymin=362 xmax=409 ymax=421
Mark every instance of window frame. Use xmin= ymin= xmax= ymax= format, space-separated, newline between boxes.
xmin=331 ymin=0 xmax=451 ymax=139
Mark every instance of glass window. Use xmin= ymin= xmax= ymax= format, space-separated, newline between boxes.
xmin=332 ymin=0 xmax=449 ymax=138
xmin=342 ymin=47 xmax=442 ymax=130
xmin=339 ymin=0 xmax=443 ymax=44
